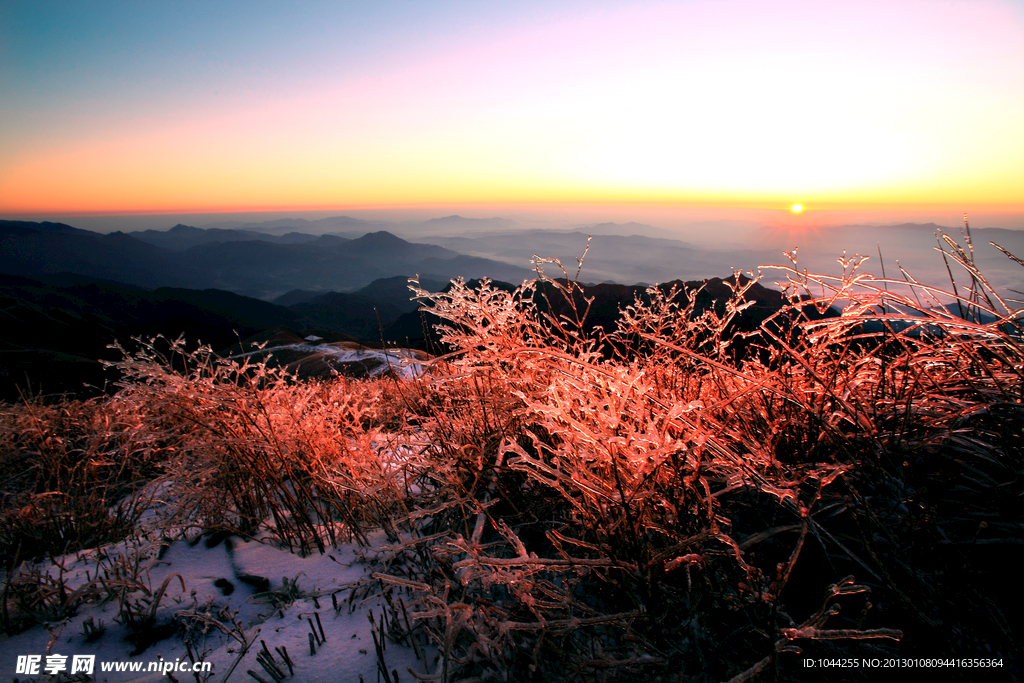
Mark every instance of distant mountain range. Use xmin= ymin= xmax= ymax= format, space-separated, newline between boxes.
xmin=0 ymin=220 xmax=534 ymax=300
xmin=416 ymin=229 xmax=773 ymax=285
xmin=415 ymin=223 xmax=1024 ymax=294
xmin=573 ymin=221 xmax=680 ymax=240
xmin=196 ymin=214 xmax=517 ymax=238
xmin=10 ymin=217 xmax=1019 ymax=298
xmin=128 ymin=223 xmax=338 ymax=250
xmin=199 ymin=215 xmax=390 ymax=236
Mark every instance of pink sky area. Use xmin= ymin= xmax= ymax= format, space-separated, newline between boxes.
xmin=2 ymin=0 xmax=1022 ymax=225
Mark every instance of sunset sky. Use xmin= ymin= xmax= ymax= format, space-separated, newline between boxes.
xmin=2 ymin=0 xmax=1023 ymax=222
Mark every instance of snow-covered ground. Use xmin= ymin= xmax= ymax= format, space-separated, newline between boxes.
xmin=228 ymin=343 xmax=428 ymax=379
xmin=2 ymin=343 xmax=438 ymax=682
xmin=1 ymin=530 xmax=433 ymax=682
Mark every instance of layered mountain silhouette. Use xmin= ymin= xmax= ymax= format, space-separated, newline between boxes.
xmin=198 ymin=215 xmax=389 ymax=236
xmin=1 ymin=221 xmax=534 ymax=300
xmin=1 ymin=221 xmax=193 ymax=289
xmin=416 ymin=223 xmax=1024 ymax=295
xmin=417 ymin=229 xmax=769 ymax=286
xmin=0 ymin=273 xmax=301 ymax=399
xmin=129 ymin=223 xmax=330 ymax=250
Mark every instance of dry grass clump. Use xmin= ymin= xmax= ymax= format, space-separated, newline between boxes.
xmin=370 ymin=230 xmax=1022 ymax=681
xmin=367 ymin=270 xmax=869 ymax=682
xmin=1 ymin=224 xmax=1020 ymax=680
xmin=0 ymin=394 xmax=161 ymax=564
xmin=103 ymin=337 xmax=404 ymax=554
xmin=0 ymin=336 xmax=408 ymax=561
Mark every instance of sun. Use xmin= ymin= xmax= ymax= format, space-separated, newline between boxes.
xmin=790 ymin=204 xmax=803 ymax=213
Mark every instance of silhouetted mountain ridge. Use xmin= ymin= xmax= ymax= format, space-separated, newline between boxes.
xmin=0 ymin=270 xmax=452 ymax=399
xmin=1 ymin=221 xmax=534 ymax=300
xmin=0 ymin=220 xmax=96 ymax=237
xmin=289 ymin=292 xmax=404 ymax=342
xmin=0 ymin=275 xmax=307 ymax=399
xmin=130 ymin=223 xmax=337 ymax=250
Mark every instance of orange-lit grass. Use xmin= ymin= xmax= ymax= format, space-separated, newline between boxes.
xmin=374 ymin=231 xmax=1022 ymax=680
xmin=104 ymin=338 xmax=407 ymax=554
xmin=0 ymin=394 xmax=160 ymax=564
xmin=1 ymin=227 xmax=1021 ymax=677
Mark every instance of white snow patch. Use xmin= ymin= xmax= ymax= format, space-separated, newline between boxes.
xmin=228 ymin=343 xmax=427 ymax=379
xmin=0 ymin=531 xmax=434 ymax=682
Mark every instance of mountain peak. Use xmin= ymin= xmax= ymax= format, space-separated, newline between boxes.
xmin=0 ymin=219 xmax=97 ymax=237
xmin=351 ymin=230 xmax=407 ymax=247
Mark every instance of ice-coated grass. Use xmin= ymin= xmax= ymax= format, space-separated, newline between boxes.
xmin=2 ymin=222 xmax=1022 ymax=681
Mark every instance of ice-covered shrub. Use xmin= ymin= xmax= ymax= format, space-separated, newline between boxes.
xmin=378 ymin=231 xmax=1023 ymax=681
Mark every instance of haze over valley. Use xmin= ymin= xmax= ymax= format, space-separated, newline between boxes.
xmin=10 ymin=211 xmax=1024 ymax=297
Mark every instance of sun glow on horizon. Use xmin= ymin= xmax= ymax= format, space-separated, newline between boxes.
xmin=1 ymin=1 xmax=1023 ymax=215
xmin=791 ymin=204 xmax=804 ymax=214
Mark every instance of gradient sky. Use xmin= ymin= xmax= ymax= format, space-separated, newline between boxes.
xmin=2 ymin=0 xmax=1023 ymax=218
